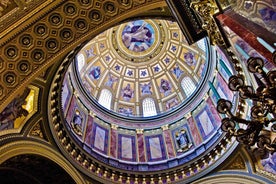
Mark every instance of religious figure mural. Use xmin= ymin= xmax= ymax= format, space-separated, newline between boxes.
xmin=171 ymin=64 xmax=184 ymax=79
xmin=118 ymin=107 xmax=133 ymax=116
xmin=105 ymin=73 xmax=118 ymax=88
xmin=261 ymin=152 xmax=276 ymax=174
xmin=0 ymin=88 xmax=30 ymax=130
xmin=159 ymin=79 xmax=172 ymax=96
xmin=0 ymin=88 xmax=30 ymax=131
xmin=70 ymin=109 xmax=83 ymax=136
xmin=122 ymin=20 xmax=154 ymax=52
xmin=140 ymin=82 xmax=152 ymax=95
xmin=121 ymin=83 xmax=134 ymax=101
xmin=259 ymin=7 xmax=276 ymax=24
xmin=165 ymin=97 xmax=179 ymax=110
xmin=89 ymin=66 xmax=101 ymax=80
xmin=175 ymin=128 xmax=192 ymax=152
xmin=85 ymin=45 xmax=97 ymax=58
xmin=184 ymin=51 xmax=197 ymax=67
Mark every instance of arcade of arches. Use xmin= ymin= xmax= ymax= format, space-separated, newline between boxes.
xmin=0 ymin=0 xmax=276 ymax=184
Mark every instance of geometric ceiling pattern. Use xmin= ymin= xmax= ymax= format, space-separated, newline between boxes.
xmin=56 ymin=17 xmax=239 ymax=182
xmin=1 ymin=0 xmax=276 ymax=183
xmin=74 ymin=19 xmax=208 ymax=117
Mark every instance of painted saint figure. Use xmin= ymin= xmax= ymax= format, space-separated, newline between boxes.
xmin=184 ymin=52 xmax=197 ymax=67
xmin=259 ymin=7 xmax=276 ymax=23
xmin=159 ymin=79 xmax=172 ymax=96
xmin=89 ymin=66 xmax=101 ymax=80
xmin=175 ymin=129 xmax=192 ymax=152
xmin=121 ymin=83 xmax=134 ymax=101
xmin=71 ymin=109 xmax=83 ymax=136
xmin=0 ymin=88 xmax=30 ymax=130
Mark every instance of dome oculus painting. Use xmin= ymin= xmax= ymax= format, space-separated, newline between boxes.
xmin=121 ymin=20 xmax=155 ymax=52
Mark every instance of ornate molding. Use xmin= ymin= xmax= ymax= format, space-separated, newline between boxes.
xmin=29 ymin=122 xmax=44 ymax=139
xmin=190 ymin=0 xmax=226 ymax=46
xmin=0 ymin=0 xmax=166 ymax=112
xmin=47 ymin=46 xmax=235 ymax=184
xmin=0 ymin=140 xmax=86 ymax=184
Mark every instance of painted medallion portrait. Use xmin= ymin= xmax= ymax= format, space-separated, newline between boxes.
xmin=121 ymin=20 xmax=155 ymax=52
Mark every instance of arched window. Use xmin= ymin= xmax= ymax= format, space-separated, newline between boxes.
xmin=181 ymin=77 xmax=196 ymax=97
xmin=77 ymin=54 xmax=85 ymax=72
xmin=142 ymin=98 xmax=157 ymax=117
xmin=98 ymin=89 xmax=112 ymax=110
xmin=197 ymin=38 xmax=206 ymax=51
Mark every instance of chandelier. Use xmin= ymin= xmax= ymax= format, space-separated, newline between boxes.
xmin=217 ymin=56 xmax=276 ymax=157
xmin=188 ymin=0 xmax=276 ymax=158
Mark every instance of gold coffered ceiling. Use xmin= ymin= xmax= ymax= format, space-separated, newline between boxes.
xmin=0 ymin=0 xmax=167 ymax=112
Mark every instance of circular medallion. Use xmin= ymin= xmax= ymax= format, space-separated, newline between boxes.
xmin=121 ymin=20 xmax=155 ymax=52
xmin=114 ymin=19 xmax=162 ymax=62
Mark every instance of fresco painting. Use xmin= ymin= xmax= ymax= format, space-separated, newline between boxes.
xmin=122 ymin=20 xmax=155 ymax=52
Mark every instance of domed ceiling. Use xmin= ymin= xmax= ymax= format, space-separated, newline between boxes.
xmin=75 ymin=19 xmax=209 ymax=118
xmin=54 ymin=18 xmax=238 ymax=182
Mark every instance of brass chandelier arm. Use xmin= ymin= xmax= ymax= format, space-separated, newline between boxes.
xmin=190 ymin=0 xmax=276 ymax=156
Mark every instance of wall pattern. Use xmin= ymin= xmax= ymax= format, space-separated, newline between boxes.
xmin=75 ymin=19 xmax=208 ymax=117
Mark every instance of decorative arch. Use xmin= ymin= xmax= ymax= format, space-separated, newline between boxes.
xmin=0 ymin=140 xmax=86 ymax=184
xmin=192 ymin=173 xmax=270 ymax=184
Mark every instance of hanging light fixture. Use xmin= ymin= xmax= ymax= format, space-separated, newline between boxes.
xmin=217 ymin=56 xmax=276 ymax=157
xmin=188 ymin=0 xmax=276 ymax=158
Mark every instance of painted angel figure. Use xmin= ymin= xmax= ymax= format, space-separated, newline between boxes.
xmin=85 ymin=45 xmax=96 ymax=58
xmin=171 ymin=64 xmax=184 ymax=79
xmin=140 ymin=82 xmax=152 ymax=95
xmin=184 ymin=52 xmax=197 ymax=67
xmin=89 ymin=66 xmax=101 ymax=80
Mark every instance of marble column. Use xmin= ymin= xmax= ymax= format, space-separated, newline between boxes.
xmin=217 ymin=13 xmax=274 ymax=64
xmin=110 ymin=124 xmax=118 ymax=158
xmin=162 ymin=125 xmax=176 ymax=158
xmin=84 ymin=114 xmax=94 ymax=146
xmin=136 ymin=129 xmax=146 ymax=162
